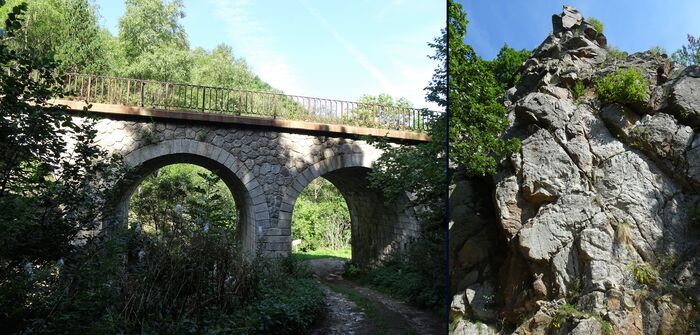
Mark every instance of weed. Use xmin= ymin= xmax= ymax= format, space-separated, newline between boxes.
xmin=588 ymin=17 xmax=604 ymax=34
xmin=649 ymin=45 xmax=667 ymax=58
xmin=606 ymin=46 xmax=629 ymax=60
xmin=615 ymin=220 xmax=634 ymax=250
xmin=572 ymin=80 xmax=587 ymax=100
xmin=138 ymin=125 xmax=159 ymax=144
xmin=629 ymin=261 xmax=659 ymax=286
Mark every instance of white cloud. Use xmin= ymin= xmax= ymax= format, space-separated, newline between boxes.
xmin=209 ymin=0 xmax=307 ymax=95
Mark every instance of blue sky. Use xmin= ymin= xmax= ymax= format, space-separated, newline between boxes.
xmin=93 ymin=0 xmax=445 ymax=110
xmin=458 ymin=1 xmax=700 ymax=60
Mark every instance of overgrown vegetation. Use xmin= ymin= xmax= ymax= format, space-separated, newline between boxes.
xmin=595 ymin=67 xmax=649 ymax=105
xmin=291 ymin=178 xmax=351 ymax=252
xmin=130 ymin=164 xmax=237 ymax=234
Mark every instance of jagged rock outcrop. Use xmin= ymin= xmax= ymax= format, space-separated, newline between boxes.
xmin=451 ymin=5 xmax=700 ymax=335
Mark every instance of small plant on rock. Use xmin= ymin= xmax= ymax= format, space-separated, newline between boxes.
xmin=606 ymin=46 xmax=628 ymax=60
xmin=572 ymin=80 xmax=587 ymax=100
xmin=595 ymin=67 xmax=649 ymax=106
xmin=630 ymin=261 xmax=659 ymax=286
xmin=587 ymin=17 xmax=604 ymax=34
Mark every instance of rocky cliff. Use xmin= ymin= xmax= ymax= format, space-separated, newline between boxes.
xmin=451 ymin=5 xmax=700 ymax=335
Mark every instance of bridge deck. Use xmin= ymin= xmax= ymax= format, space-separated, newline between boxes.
xmin=56 ymin=100 xmax=431 ymax=142
xmin=57 ymin=73 xmax=433 ymax=142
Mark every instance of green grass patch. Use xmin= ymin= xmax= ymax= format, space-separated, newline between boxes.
xmin=292 ymin=247 xmax=351 ymax=261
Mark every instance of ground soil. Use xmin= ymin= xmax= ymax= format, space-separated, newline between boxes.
xmin=306 ymin=258 xmax=443 ymax=335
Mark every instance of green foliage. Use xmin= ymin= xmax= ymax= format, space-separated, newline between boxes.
xmin=0 ymin=0 xmax=114 ymax=74
xmin=672 ymin=34 xmax=700 ymax=66
xmin=291 ymin=178 xmax=350 ymax=251
xmin=130 ymin=164 xmax=237 ymax=235
xmin=20 ymin=226 xmax=323 ymax=334
xmin=606 ymin=46 xmax=628 ymax=60
xmin=0 ymin=2 xmax=125 ymax=331
xmin=118 ymin=0 xmax=188 ymax=61
xmin=489 ymin=43 xmax=531 ymax=89
xmin=550 ymin=304 xmax=612 ymax=333
xmin=438 ymin=0 xmax=521 ymax=176
xmin=649 ymin=45 xmax=667 ymax=57
xmin=348 ymin=93 xmax=414 ymax=129
xmin=587 ymin=17 xmax=604 ymax=33
xmin=572 ymin=80 xmax=587 ymax=99
xmin=595 ymin=67 xmax=649 ymax=105
xmin=629 ymin=261 xmax=659 ymax=286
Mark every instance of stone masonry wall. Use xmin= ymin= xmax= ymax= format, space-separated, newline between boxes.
xmin=84 ymin=115 xmax=419 ymax=265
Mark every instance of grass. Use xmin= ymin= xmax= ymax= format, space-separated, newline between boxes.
xmin=291 ymin=247 xmax=351 ymax=261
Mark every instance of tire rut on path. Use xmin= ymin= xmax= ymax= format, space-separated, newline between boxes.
xmin=306 ymin=258 xmax=442 ymax=335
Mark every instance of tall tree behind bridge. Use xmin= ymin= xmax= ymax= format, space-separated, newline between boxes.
xmin=0 ymin=0 xmax=113 ymax=74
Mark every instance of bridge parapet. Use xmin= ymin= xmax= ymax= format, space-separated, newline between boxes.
xmin=61 ymin=73 xmax=435 ymax=134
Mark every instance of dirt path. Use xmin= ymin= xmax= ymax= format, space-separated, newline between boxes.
xmin=307 ymin=258 xmax=442 ymax=335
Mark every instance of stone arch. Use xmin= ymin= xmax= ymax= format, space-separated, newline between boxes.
xmin=278 ymin=153 xmax=420 ymax=265
xmin=115 ymin=139 xmax=269 ymax=252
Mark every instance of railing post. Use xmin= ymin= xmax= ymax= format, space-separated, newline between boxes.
xmin=140 ymin=81 xmax=145 ymax=107
xmin=86 ymin=76 xmax=92 ymax=101
xmin=274 ymin=94 xmax=278 ymax=118
xmin=202 ymin=87 xmax=206 ymax=112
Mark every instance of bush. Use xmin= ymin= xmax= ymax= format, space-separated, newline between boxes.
xmin=595 ymin=67 xmax=649 ymax=105
xmin=572 ymin=80 xmax=587 ymax=99
xmin=587 ymin=17 xmax=604 ymax=34
xmin=18 ymin=226 xmax=324 ymax=334
xmin=606 ymin=46 xmax=628 ymax=60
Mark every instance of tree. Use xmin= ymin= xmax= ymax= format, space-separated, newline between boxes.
xmin=441 ymin=0 xmax=520 ymax=176
xmin=672 ymin=34 xmax=700 ymax=66
xmin=351 ymin=93 xmax=413 ymax=129
xmin=489 ymin=43 xmax=531 ymax=90
xmin=291 ymin=178 xmax=350 ymax=251
xmin=0 ymin=0 xmax=114 ymax=74
xmin=0 ymin=1 xmax=123 ymax=329
xmin=118 ymin=0 xmax=187 ymax=61
xmin=190 ymin=44 xmax=273 ymax=91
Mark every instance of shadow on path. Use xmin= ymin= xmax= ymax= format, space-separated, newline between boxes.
xmin=306 ymin=258 xmax=441 ymax=335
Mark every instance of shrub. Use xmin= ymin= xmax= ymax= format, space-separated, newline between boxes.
xmin=630 ymin=261 xmax=659 ymax=286
xmin=572 ymin=80 xmax=586 ymax=99
xmin=588 ymin=17 xmax=604 ymax=34
xmin=606 ymin=46 xmax=628 ymax=60
xmin=595 ymin=67 xmax=649 ymax=105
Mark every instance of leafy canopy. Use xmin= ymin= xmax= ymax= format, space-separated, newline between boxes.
xmin=443 ymin=0 xmax=521 ymax=176
xmin=672 ymin=34 xmax=700 ymax=66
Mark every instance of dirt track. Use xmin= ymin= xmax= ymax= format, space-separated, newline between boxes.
xmin=307 ymin=258 xmax=442 ymax=335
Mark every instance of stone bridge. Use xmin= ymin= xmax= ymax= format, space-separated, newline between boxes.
xmin=56 ymin=74 xmax=432 ymax=265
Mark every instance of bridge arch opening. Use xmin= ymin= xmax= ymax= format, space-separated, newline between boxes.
xmin=128 ymin=163 xmax=238 ymax=238
xmin=114 ymin=140 xmax=270 ymax=252
xmin=291 ymin=177 xmax=352 ymax=257
xmin=280 ymin=154 xmax=420 ymax=265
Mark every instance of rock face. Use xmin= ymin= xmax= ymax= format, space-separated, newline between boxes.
xmin=450 ymin=5 xmax=700 ymax=335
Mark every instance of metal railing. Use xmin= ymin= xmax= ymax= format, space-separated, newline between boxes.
xmin=60 ymin=73 xmax=433 ymax=132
